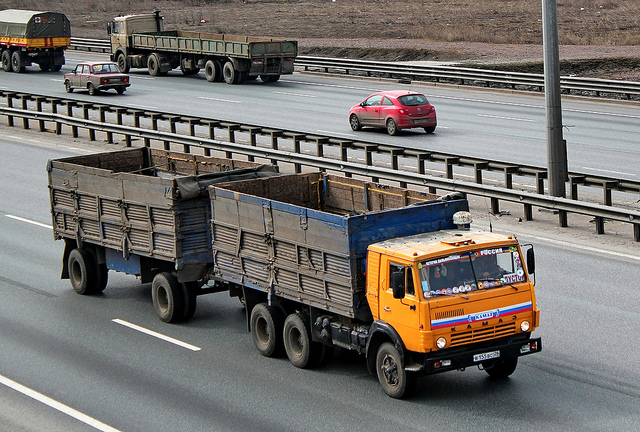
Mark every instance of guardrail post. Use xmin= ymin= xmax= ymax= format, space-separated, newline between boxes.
xmin=270 ymin=131 xmax=283 ymax=166
xmin=166 ymin=116 xmax=179 ymax=150
xmin=247 ymin=127 xmax=261 ymax=162
xmin=523 ymin=204 xmax=533 ymax=221
xmin=5 ymin=93 xmax=15 ymax=127
xmin=536 ymin=171 xmax=547 ymax=194
xmin=504 ymin=166 xmax=519 ymax=189
xmin=569 ymin=175 xmax=585 ymax=200
xmin=634 ymin=223 xmax=640 ymax=242
xmin=98 ymin=106 xmax=113 ymax=143
xmin=50 ymin=99 xmax=62 ymax=135
xmin=366 ymin=145 xmax=379 ymax=182
xmin=35 ymin=96 xmax=46 ymax=132
xmin=445 ymin=157 xmax=459 ymax=179
xmin=559 ymin=210 xmax=568 ymax=228
xmin=391 ymin=149 xmax=406 ymax=187
xmin=292 ymin=134 xmax=305 ymax=173
xmin=474 ymin=162 xmax=488 ymax=184
xmin=594 ymin=216 xmax=605 ymax=234
xmin=316 ymin=138 xmax=329 ymax=172
xmin=203 ymin=120 xmax=220 ymax=156
xmin=341 ymin=141 xmax=352 ymax=177
xmin=79 ymin=103 xmax=95 ymax=141
xmin=603 ymin=181 xmax=617 ymax=206
xmin=149 ymin=113 xmax=161 ymax=148
xmin=20 ymin=95 xmax=30 ymax=130
xmin=66 ymin=102 xmax=78 ymax=138
xmin=491 ymin=198 xmax=500 ymax=215
xmin=225 ymin=124 xmax=241 ymax=159
xmin=186 ymin=118 xmax=200 ymax=153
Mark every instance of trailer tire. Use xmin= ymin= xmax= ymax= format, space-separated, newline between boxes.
xmin=1 ymin=50 xmax=11 ymax=72
xmin=284 ymin=312 xmax=322 ymax=369
xmin=483 ymin=357 xmax=518 ymax=379
xmin=251 ymin=303 xmax=284 ymax=357
xmin=11 ymin=50 xmax=25 ymax=73
xmin=148 ymin=53 xmax=161 ymax=76
xmin=152 ymin=272 xmax=186 ymax=323
xmin=68 ymin=248 xmax=100 ymax=295
xmin=117 ymin=53 xmax=130 ymax=73
xmin=204 ymin=59 xmax=220 ymax=82
xmin=222 ymin=61 xmax=238 ymax=84
xmin=376 ymin=342 xmax=415 ymax=399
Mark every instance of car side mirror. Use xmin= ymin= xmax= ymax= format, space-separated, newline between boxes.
xmin=107 ymin=23 xmax=112 ymax=35
xmin=360 ymin=102 xmax=365 ymax=107
xmin=391 ymin=271 xmax=405 ymax=299
xmin=526 ymin=247 xmax=535 ymax=274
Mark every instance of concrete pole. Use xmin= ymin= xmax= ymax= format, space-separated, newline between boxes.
xmin=542 ymin=0 xmax=567 ymax=197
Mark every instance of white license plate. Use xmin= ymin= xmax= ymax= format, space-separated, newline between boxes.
xmin=414 ymin=119 xmax=427 ymax=125
xmin=473 ymin=350 xmax=500 ymax=362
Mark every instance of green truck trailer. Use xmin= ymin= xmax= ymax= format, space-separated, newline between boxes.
xmin=107 ymin=11 xmax=297 ymax=84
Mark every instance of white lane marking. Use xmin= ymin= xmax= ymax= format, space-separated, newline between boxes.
xmin=198 ymin=96 xmax=241 ymax=104
xmin=0 ymin=373 xmax=123 ymax=432
xmin=125 ymin=103 xmax=157 ymax=109
xmin=582 ymin=167 xmax=637 ymax=177
xmin=273 ymin=91 xmax=316 ymax=98
xmin=112 ymin=319 xmax=201 ymax=351
xmin=50 ymin=78 xmax=63 ymax=82
xmin=6 ymin=215 xmax=52 ymax=230
xmin=315 ymin=130 xmax=359 ymax=138
xmin=477 ymin=114 xmax=536 ymax=122
xmin=133 ymin=76 xmax=155 ymax=80
xmin=282 ymin=79 xmax=382 ymax=92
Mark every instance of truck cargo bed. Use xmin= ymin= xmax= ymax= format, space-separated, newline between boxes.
xmin=209 ymin=173 xmax=469 ymax=318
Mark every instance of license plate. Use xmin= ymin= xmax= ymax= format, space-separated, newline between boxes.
xmin=413 ymin=119 xmax=427 ymax=125
xmin=473 ymin=350 xmax=500 ymax=362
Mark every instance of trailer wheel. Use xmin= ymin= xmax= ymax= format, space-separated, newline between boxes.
xmin=376 ymin=342 xmax=415 ymax=398
xmin=152 ymin=272 xmax=186 ymax=323
xmin=284 ymin=312 xmax=321 ymax=368
xmin=1 ymin=50 xmax=11 ymax=72
xmin=483 ymin=357 xmax=518 ymax=379
xmin=148 ymin=53 xmax=161 ymax=76
xmin=251 ymin=303 xmax=284 ymax=357
xmin=11 ymin=50 xmax=25 ymax=73
xmin=222 ymin=61 xmax=239 ymax=84
xmin=68 ymin=248 xmax=100 ymax=295
xmin=117 ymin=53 xmax=130 ymax=73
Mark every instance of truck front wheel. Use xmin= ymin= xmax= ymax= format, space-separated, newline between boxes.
xmin=483 ymin=357 xmax=518 ymax=379
xmin=376 ymin=342 xmax=416 ymax=398
xmin=148 ymin=53 xmax=161 ymax=76
xmin=117 ymin=53 xmax=130 ymax=73
xmin=152 ymin=272 xmax=186 ymax=323
xmin=251 ymin=303 xmax=284 ymax=357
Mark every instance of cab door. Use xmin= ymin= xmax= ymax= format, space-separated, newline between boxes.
xmin=378 ymin=258 xmax=421 ymax=352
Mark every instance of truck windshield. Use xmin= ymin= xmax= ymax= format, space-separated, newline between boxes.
xmin=418 ymin=246 xmax=527 ymax=299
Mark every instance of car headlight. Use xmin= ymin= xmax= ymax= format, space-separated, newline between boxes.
xmin=436 ymin=337 xmax=447 ymax=349
xmin=520 ymin=320 xmax=530 ymax=332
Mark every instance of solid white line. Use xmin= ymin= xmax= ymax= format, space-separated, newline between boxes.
xmin=582 ymin=166 xmax=636 ymax=177
xmin=0 ymin=374 xmax=123 ymax=432
xmin=273 ymin=91 xmax=316 ymax=98
xmin=112 ymin=319 xmax=201 ymax=351
xmin=477 ymin=113 xmax=535 ymax=122
xmin=198 ymin=96 xmax=241 ymax=104
xmin=6 ymin=215 xmax=52 ymax=229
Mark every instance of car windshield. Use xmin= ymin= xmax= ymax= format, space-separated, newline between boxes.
xmin=92 ymin=64 xmax=119 ymax=74
xmin=398 ymin=94 xmax=429 ymax=106
xmin=418 ymin=246 xmax=527 ymax=298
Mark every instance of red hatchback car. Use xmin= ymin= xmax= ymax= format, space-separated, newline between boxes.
xmin=349 ymin=90 xmax=437 ymax=135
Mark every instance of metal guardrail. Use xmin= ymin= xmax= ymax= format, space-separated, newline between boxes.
xmin=2 ymin=93 xmax=639 ymax=241
xmin=69 ymin=38 xmax=640 ymax=100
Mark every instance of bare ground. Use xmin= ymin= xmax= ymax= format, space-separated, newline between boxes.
xmin=2 ymin=0 xmax=640 ymax=80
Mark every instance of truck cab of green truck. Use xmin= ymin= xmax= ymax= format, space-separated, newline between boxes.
xmin=107 ymin=11 xmax=297 ymax=84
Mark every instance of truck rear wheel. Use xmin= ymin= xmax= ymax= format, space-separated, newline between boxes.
xmin=251 ymin=303 xmax=284 ymax=357
xmin=152 ymin=272 xmax=186 ymax=323
xmin=1 ymin=50 xmax=11 ymax=72
xmin=204 ymin=59 xmax=222 ymax=82
xmin=68 ymin=248 xmax=101 ymax=295
xmin=483 ymin=357 xmax=518 ymax=379
xmin=148 ymin=53 xmax=161 ymax=76
xmin=283 ymin=312 xmax=318 ymax=368
xmin=376 ymin=342 xmax=416 ymax=398
xmin=11 ymin=50 xmax=25 ymax=73
xmin=223 ymin=61 xmax=240 ymax=84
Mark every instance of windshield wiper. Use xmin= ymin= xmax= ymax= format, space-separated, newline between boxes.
xmin=436 ymin=292 xmax=469 ymax=300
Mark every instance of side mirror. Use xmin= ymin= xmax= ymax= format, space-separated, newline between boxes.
xmin=391 ymin=271 xmax=405 ymax=299
xmin=526 ymin=247 xmax=535 ymax=274
xmin=360 ymin=102 xmax=365 ymax=107
xmin=106 ymin=23 xmax=112 ymax=35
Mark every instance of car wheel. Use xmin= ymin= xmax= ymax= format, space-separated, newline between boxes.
xmin=424 ymin=126 xmax=436 ymax=134
xmin=386 ymin=118 xmax=399 ymax=136
xmin=64 ymin=80 xmax=73 ymax=93
xmin=349 ymin=114 xmax=362 ymax=131
xmin=87 ymin=83 xmax=98 ymax=96
xmin=116 ymin=87 xmax=126 ymax=95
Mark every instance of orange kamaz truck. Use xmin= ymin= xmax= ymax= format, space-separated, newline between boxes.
xmin=0 ymin=9 xmax=70 ymax=73
xmin=48 ymin=148 xmax=541 ymax=398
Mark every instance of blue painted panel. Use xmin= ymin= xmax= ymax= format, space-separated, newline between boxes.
xmin=105 ymin=248 xmax=141 ymax=275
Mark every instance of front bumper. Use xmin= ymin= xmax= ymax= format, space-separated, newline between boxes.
xmin=416 ymin=336 xmax=542 ymax=375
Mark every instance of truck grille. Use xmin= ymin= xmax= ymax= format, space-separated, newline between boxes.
xmin=450 ymin=322 xmax=516 ymax=347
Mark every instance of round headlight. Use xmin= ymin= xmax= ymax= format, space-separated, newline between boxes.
xmin=520 ymin=320 xmax=530 ymax=332
xmin=436 ymin=337 xmax=447 ymax=349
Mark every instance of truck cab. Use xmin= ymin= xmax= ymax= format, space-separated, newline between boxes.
xmin=366 ymin=229 xmax=541 ymax=397
xmin=107 ymin=12 xmax=162 ymax=63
